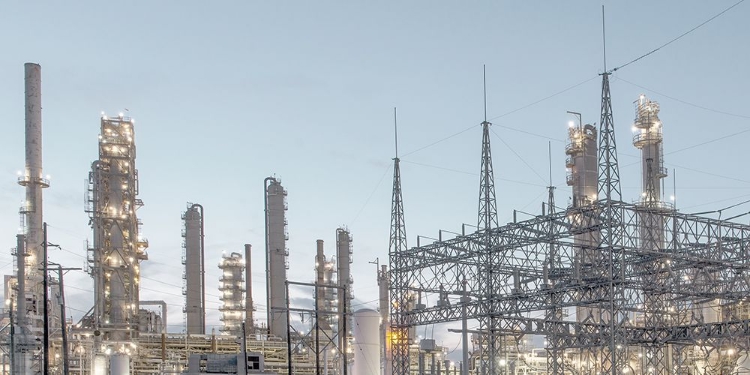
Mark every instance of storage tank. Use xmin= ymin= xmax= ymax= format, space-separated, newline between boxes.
xmin=92 ymin=354 xmax=107 ymax=375
xmin=110 ymin=353 xmax=130 ymax=375
xmin=352 ymin=309 xmax=380 ymax=375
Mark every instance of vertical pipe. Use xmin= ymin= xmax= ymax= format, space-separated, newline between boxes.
xmin=461 ymin=281 xmax=469 ymax=375
xmin=9 ymin=299 xmax=14 ymax=375
xmin=342 ymin=288 xmax=348 ymax=375
xmin=315 ymin=280 xmax=321 ymax=375
xmin=161 ymin=333 xmax=166 ymax=362
xmin=242 ymin=323 xmax=249 ymax=371
xmin=245 ymin=244 xmax=253 ymax=332
xmin=43 ymin=222 xmax=49 ymax=375
xmin=58 ymin=265 xmax=70 ymax=375
xmin=15 ymin=234 xmax=25 ymax=327
xmin=286 ymin=281 xmax=293 ymax=375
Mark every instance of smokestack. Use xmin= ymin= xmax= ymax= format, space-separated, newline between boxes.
xmin=20 ymin=63 xmax=49 ymax=331
xmin=244 ymin=244 xmax=253 ymax=332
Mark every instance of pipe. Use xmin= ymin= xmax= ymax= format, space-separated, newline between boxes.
xmin=57 ymin=264 xmax=70 ymax=375
xmin=43 ymin=222 xmax=49 ymax=375
xmin=244 ymin=244 xmax=253 ymax=333
xmin=9 ymin=299 xmax=15 ymax=375
xmin=461 ymin=280 xmax=469 ymax=375
xmin=139 ymin=300 xmax=167 ymax=334
xmin=263 ymin=177 xmax=276 ymax=335
xmin=189 ymin=203 xmax=205 ymax=334
xmin=15 ymin=234 xmax=26 ymax=328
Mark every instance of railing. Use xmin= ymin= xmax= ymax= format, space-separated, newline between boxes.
xmin=566 ymin=170 xmax=576 ymax=186
xmin=17 ymin=175 xmax=50 ymax=188
xmin=632 ymin=131 xmax=663 ymax=146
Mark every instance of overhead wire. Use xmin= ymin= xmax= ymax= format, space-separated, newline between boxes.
xmin=490 ymin=128 xmax=548 ymax=184
xmin=609 ymin=0 xmax=746 ymax=73
xmin=350 ymin=164 xmax=392 ymax=225
xmin=401 ymin=124 xmax=479 ymax=158
xmin=487 ymin=76 xmax=600 ymax=122
xmin=615 ymin=77 xmax=750 ymax=120
xmin=400 ymin=160 xmax=549 ymax=188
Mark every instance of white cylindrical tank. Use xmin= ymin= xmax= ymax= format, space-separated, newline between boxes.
xmin=92 ymin=354 xmax=107 ymax=375
xmin=352 ymin=309 xmax=380 ymax=375
xmin=109 ymin=353 xmax=130 ymax=375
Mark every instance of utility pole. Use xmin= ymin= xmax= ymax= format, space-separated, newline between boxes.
xmin=48 ymin=261 xmax=81 ymax=375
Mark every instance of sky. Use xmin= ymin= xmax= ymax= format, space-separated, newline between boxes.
xmin=1 ymin=0 xmax=749 ymax=361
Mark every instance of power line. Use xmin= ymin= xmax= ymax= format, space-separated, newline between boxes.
xmin=401 ymin=124 xmax=479 ymax=158
xmin=350 ymin=164 xmax=392 ymax=225
xmin=400 ymin=160 xmax=549 ymax=188
xmin=615 ymin=76 xmax=750 ymax=120
xmin=400 ymin=75 xmax=598 ymax=158
xmin=610 ymin=0 xmax=746 ymax=73
xmin=487 ymin=76 xmax=599 ymax=121
xmin=490 ymin=128 xmax=548 ymax=184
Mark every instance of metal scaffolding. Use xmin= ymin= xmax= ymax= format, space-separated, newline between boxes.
xmin=389 ymin=74 xmax=750 ymax=375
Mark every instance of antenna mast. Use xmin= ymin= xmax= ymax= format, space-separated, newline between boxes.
xmin=389 ymin=107 xmax=411 ymax=375
xmin=477 ymin=65 xmax=500 ymax=375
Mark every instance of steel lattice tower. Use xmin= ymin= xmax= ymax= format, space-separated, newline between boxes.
xmin=389 ymin=108 xmax=411 ymax=375
xmin=477 ymin=67 xmax=501 ymax=375
xmin=594 ymin=72 xmax=628 ymax=375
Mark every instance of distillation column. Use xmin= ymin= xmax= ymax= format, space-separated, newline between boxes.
xmin=632 ymin=94 xmax=672 ymax=374
xmin=378 ymin=265 xmax=391 ymax=375
xmin=182 ymin=204 xmax=205 ymax=334
xmin=87 ymin=113 xmax=149 ymax=369
xmin=564 ymin=119 xmax=600 ymax=373
xmin=265 ymin=178 xmax=288 ymax=339
xmin=336 ymin=228 xmax=354 ymax=372
xmin=16 ymin=62 xmax=50 ymax=375
xmin=219 ymin=252 xmax=245 ymax=337
xmin=315 ymin=240 xmax=333 ymax=332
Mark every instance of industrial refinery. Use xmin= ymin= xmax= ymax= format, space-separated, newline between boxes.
xmin=3 ymin=57 xmax=750 ymax=375
xmin=1 ymin=4 xmax=749 ymax=375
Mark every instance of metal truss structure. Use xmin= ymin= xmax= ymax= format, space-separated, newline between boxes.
xmin=389 ymin=74 xmax=750 ymax=375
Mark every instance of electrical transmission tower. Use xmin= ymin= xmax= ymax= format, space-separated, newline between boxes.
xmin=389 ymin=108 xmax=412 ymax=375
xmin=389 ymin=69 xmax=750 ymax=375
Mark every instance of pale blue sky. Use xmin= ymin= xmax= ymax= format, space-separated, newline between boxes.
xmin=1 ymin=1 xmax=748 ymax=356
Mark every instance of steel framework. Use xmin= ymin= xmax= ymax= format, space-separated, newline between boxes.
xmin=389 ymin=74 xmax=750 ymax=375
xmin=85 ymin=114 xmax=149 ymax=345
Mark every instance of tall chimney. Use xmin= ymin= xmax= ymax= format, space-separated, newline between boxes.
xmin=20 ymin=62 xmax=49 ymax=331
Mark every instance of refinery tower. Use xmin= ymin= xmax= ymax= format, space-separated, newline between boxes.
xmin=265 ymin=177 xmax=289 ymax=339
xmin=84 ymin=112 xmax=149 ymax=373
xmin=12 ymin=62 xmax=50 ymax=375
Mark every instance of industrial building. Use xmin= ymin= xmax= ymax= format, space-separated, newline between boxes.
xmin=0 ymin=63 xmax=374 ymax=375
xmin=3 ymin=51 xmax=750 ymax=375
